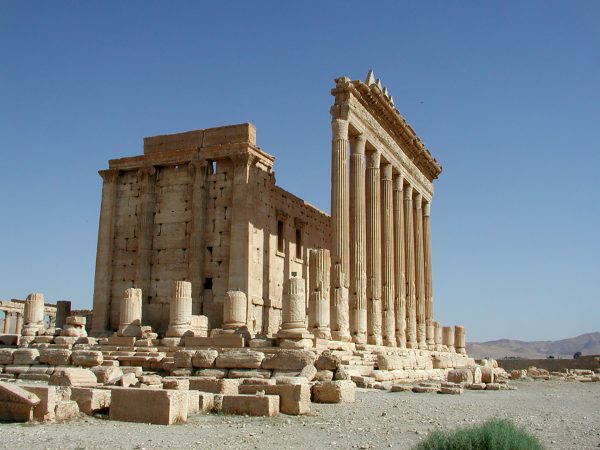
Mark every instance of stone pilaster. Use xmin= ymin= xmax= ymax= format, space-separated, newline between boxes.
xmin=134 ymin=165 xmax=156 ymax=329
xmin=455 ymin=325 xmax=466 ymax=354
xmin=187 ymin=160 xmax=209 ymax=315
xmin=228 ymin=153 xmax=255 ymax=332
xmin=414 ymin=193 xmax=427 ymax=349
xmin=118 ymin=288 xmax=143 ymax=337
xmin=3 ymin=312 xmax=11 ymax=334
xmin=308 ymin=249 xmax=331 ymax=339
xmin=166 ymin=281 xmax=193 ymax=337
xmin=91 ymin=168 xmax=119 ymax=335
xmin=349 ymin=134 xmax=367 ymax=344
xmin=381 ymin=163 xmax=395 ymax=347
xmin=393 ymin=174 xmax=407 ymax=348
xmin=404 ymin=185 xmax=417 ymax=348
xmin=276 ymin=274 xmax=313 ymax=348
xmin=330 ymin=119 xmax=351 ymax=342
xmin=366 ymin=150 xmax=382 ymax=345
xmin=443 ymin=326 xmax=455 ymax=352
xmin=22 ymin=292 xmax=45 ymax=336
xmin=423 ymin=201 xmax=434 ymax=350
xmin=55 ymin=300 xmax=71 ymax=329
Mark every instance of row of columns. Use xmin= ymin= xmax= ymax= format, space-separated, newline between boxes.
xmin=331 ymin=120 xmax=436 ymax=348
xmin=2 ymin=311 xmax=23 ymax=334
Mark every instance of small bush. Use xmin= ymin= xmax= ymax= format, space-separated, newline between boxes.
xmin=413 ymin=418 xmax=544 ymax=450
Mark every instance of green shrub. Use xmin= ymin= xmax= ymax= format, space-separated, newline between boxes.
xmin=413 ymin=418 xmax=544 ymax=450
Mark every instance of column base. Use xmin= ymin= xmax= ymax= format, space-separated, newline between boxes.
xmin=311 ymin=327 xmax=332 ymax=340
xmin=352 ymin=332 xmax=368 ymax=344
xmin=368 ymin=335 xmax=383 ymax=346
xmin=332 ymin=331 xmax=352 ymax=342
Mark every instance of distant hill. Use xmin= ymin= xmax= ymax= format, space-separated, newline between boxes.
xmin=467 ymin=332 xmax=600 ymax=359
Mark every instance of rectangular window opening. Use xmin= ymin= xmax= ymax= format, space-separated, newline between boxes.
xmin=277 ymin=220 xmax=284 ymax=253
xmin=295 ymin=228 xmax=302 ymax=259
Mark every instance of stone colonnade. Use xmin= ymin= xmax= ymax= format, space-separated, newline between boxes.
xmin=330 ymin=119 xmax=450 ymax=349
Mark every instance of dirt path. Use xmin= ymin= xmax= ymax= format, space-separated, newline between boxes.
xmin=1 ymin=379 xmax=599 ymax=450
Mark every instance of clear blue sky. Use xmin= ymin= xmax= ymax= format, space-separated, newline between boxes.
xmin=1 ymin=1 xmax=598 ymax=342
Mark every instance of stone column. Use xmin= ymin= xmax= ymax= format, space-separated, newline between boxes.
xmin=393 ymin=174 xmax=407 ymax=348
xmin=222 ymin=290 xmax=248 ymax=333
xmin=443 ymin=326 xmax=455 ymax=352
xmin=404 ymin=185 xmax=417 ymax=348
xmin=91 ymin=169 xmax=119 ymax=335
xmin=3 ymin=312 xmax=11 ymax=334
xmin=166 ymin=281 xmax=193 ymax=337
xmin=134 ymin=166 xmax=156 ymax=329
xmin=423 ymin=201 xmax=434 ymax=350
xmin=381 ymin=163 xmax=395 ymax=347
xmin=434 ymin=321 xmax=443 ymax=351
xmin=22 ymin=292 xmax=45 ymax=336
xmin=366 ymin=150 xmax=382 ymax=345
xmin=118 ymin=288 xmax=143 ymax=337
xmin=188 ymin=160 xmax=209 ymax=315
xmin=330 ymin=119 xmax=351 ymax=342
xmin=349 ymin=134 xmax=367 ymax=344
xmin=276 ymin=274 xmax=313 ymax=348
xmin=308 ymin=249 xmax=331 ymax=339
xmin=414 ymin=193 xmax=427 ymax=350
xmin=15 ymin=313 xmax=23 ymax=335
xmin=55 ymin=300 xmax=71 ymax=329
xmin=228 ymin=153 xmax=255 ymax=332
xmin=455 ymin=325 xmax=466 ymax=354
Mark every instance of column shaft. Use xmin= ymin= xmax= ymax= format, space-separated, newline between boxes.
xmin=330 ymin=119 xmax=351 ymax=341
xmin=91 ymin=169 xmax=119 ymax=335
xmin=366 ymin=150 xmax=382 ymax=345
xmin=349 ymin=135 xmax=367 ymax=344
xmin=404 ymin=185 xmax=417 ymax=348
xmin=393 ymin=175 xmax=406 ymax=348
xmin=308 ymin=249 xmax=331 ymax=339
xmin=381 ymin=163 xmax=395 ymax=346
xmin=423 ymin=201 xmax=434 ymax=349
xmin=3 ymin=312 xmax=11 ymax=334
xmin=414 ymin=193 xmax=427 ymax=349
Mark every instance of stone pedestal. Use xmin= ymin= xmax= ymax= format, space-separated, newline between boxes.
xmin=117 ymin=288 xmax=143 ymax=337
xmin=308 ymin=249 xmax=331 ymax=339
xmin=443 ymin=326 xmax=455 ymax=353
xmin=276 ymin=275 xmax=313 ymax=348
xmin=55 ymin=301 xmax=72 ymax=332
xmin=166 ymin=281 xmax=193 ymax=338
xmin=455 ymin=325 xmax=466 ymax=354
xmin=22 ymin=292 xmax=45 ymax=336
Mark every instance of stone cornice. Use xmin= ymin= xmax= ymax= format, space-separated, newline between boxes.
xmin=331 ymin=77 xmax=442 ymax=182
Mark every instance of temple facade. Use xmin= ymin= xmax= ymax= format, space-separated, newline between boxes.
xmin=91 ymin=72 xmax=462 ymax=352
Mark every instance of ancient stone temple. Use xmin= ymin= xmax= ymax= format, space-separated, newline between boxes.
xmin=90 ymin=71 xmax=459 ymax=351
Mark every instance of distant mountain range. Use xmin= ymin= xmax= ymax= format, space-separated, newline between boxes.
xmin=467 ymin=332 xmax=600 ymax=359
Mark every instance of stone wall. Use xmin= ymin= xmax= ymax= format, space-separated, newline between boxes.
xmin=497 ymin=356 xmax=600 ymax=372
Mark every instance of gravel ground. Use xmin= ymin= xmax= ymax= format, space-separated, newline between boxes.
xmin=1 ymin=379 xmax=599 ymax=450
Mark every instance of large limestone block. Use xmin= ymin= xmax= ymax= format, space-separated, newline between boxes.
xmin=186 ymin=390 xmax=200 ymax=414
xmin=194 ymin=368 xmax=229 ymax=378
xmin=480 ymin=366 xmax=495 ymax=384
xmin=0 ymin=348 xmax=15 ymax=364
xmin=315 ymin=351 xmax=342 ymax=371
xmin=239 ymin=383 xmax=311 ymax=415
xmin=377 ymin=355 xmax=403 ymax=371
xmin=221 ymin=394 xmax=279 ymax=417
xmin=39 ymin=349 xmax=72 ymax=366
xmin=54 ymin=400 xmax=80 ymax=421
xmin=188 ymin=377 xmax=239 ymax=395
xmin=215 ymin=350 xmax=265 ymax=369
xmin=198 ymin=392 xmax=215 ymax=412
xmin=162 ymin=378 xmax=190 ymax=390
xmin=49 ymin=368 xmax=98 ymax=387
xmin=312 ymin=380 xmax=356 ymax=403
xmin=71 ymin=387 xmax=111 ymax=414
xmin=191 ymin=349 xmax=219 ymax=368
xmin=261 ymin=350 xmax=317 ymax=370
xmin=0 ymin=382 xmax=40 ymax=422
xmin=109 ymin=388 xmax=188 ymax=425
xmin=228 ymin=369 xmax=272 ymax=379
xmin=472 ymin=366 xmax=482 ymax=384
xmin=71 ymin=350 xmax=103 ymax=367
xmin=447 ymin=368 xmax=474 ymax=384
xmin=21 ymin=384 xmax=67 ymax=422
xmin=173 ymin=350 xmax=195 ymax=368
xmin=511 ymin=369 xmax=527 ymax=380
xmin=13 ymin=349 xmax=40 ymax=365
xmin=91 ymin=366 xmax=123 ymax=384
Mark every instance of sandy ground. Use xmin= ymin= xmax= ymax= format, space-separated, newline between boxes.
xmin=1 ymin=379 xmax=599 ymax=450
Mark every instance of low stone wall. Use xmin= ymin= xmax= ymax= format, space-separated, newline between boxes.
xmin=497 ymin=355 xmax=600 ymax=372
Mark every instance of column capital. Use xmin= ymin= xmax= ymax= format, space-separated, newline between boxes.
xmin=404 ymin=184 xmax=413 ymax=199
xmin=187 ymin=159 xmax=208 ymax=177
xmin=350 ymin=134 xmax=366 ymax=155
xmin=414 ymin=192 xmax=422 ymax=209
xmin=393 ymin=173 xmax=404 ymax=190
xmin=231 ymin=152 xmax=256 ymax=171
xmin=423 ymin=202 xmax=431 ymax=217
xmin=99 ymin=168 xmax=119 ymax=183
xmin=381 ymin=163 xmax=393 ymax=180
xmin=366 ymin=150 xmax=381 ymax=169
xmin=331 ymin=119 xmax=349 ymax=140
xmin=137 ymin=165 xmax=156 ymax=180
